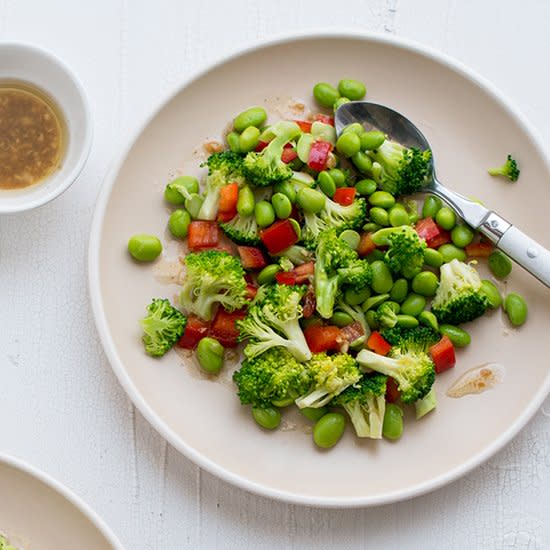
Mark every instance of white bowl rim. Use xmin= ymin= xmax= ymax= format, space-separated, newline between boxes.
xmin=0 ymin=41 xmax=93 ymax=214
xmin=88 ymin=28 xmax=550 ymax=508
xmin=0 ymin=452 xmax=124 ymax=549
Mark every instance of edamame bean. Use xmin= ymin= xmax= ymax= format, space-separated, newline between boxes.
xmin=438 ymin=243 xmax=467 ymax=263
xmin=301 ymin=406 xmax=329 ymax=422
xmin=233 ymin=106 xmax=267 ymax=133
xmin=272 ymin=192 xmax=292 ymax=219
xmin=369 ymin=207 xmax=389 ymax=226
xmin=328 ymin=168 xmax=346 ymax=187
xmin=185 ymin=194 xmax=204 ymax=220
xmin=333 ymin=97 xmax=351 ymax=111
xmin=383 ymin=404 xmax=403 ymax=440
xmin=331 ymin=311 xmax=354 ymax=327
xmin=421 ymin=195 xmax=442 ymax=219
xmin=336 ymin=132 xmax=361 ymax=157
xmin=396 ymin=314 xmax=419 ymax=328
xmin=196 ymin=337 xmax=225 ymax=374
xmin=255 ymin=200 xmax=275 ymax=228
xmin=418 ymin=310 xmax=439 ymax=331
xmin=128 ymin=234 xmax=162 ymax=262
xmin=338 ymin=79 xmax=367 ymax=100
xmin=168 ymin=209 xmax=191 ymax=238
xmin=226 ymin=131 xmax=241 ymax=153
xmin=435 ymin=207 xmax=457 ymax=230
xmin=164 ymin=175 xmax=200 ymax=205
xmin=239 ymin=126 xmax=261 ymax=152
xmin=342 ymin=122 xmax=365 ymax=135
xmin=289 ymin=218 xmax=301 ymax=241
xmin=351 ymin=151 xmax=373 ymax=173
xmin=439 ymin=324 xmax=471 ymax=347
xmin=370 ymin=261 xmax=394 ymax=294
xmin=344 ymin=286 xmax=371 ymax=306
xmin=400 ymin=293 xmax=427 ymax=316
xmin=411 ymin=271 xmax=439 ymax=297
xmin=317 ymin=171 xmax=336 ymax=197
xmin=365 ymin=249 xmax=385 ymax=263
xmin=390 ymin=279 xmax=409 ymax=303
xmin=362 ymin=293 xmax=390 ymax=312
xmin=313 ymin=413 xmax=346 ymax=449
xmin=313 ymin=82 xmax=340 ymax=108
xmin=369 ymin=191 xmax=395 ymax=209
xmin=488 ymin=250 xmax=513 ymax=279
xmin=297 ymin=187 xmax=326 ymax=214
xmin=339 ymin=229 xmax=361 ymax=250
xmin=389 ymin=205 xmax=410 ymax=227
xmin=424 ymin=248 xmax=443 ymax=268
xmin=273 ymin=181 xmax=296 ymax=203
xmin=504 ymin=292 xmax=528 ymax=326
xmin=360 ymin=130 xmax=385 ymax=150
xmin=252 ymin=406 xmax=281 ymax=430
xmin=451 ymin=224 xmax=474 ymax=248
xmin=355 ymin=178 xmax=377 ymax=196
xmin=480 ymin=279 xmax=502 ymax=309
xmin=237 ymin=185 xmax=255 ymax=216
xmin=258 ymin=264 xmax=281 ymax=285
xmin=365 ymin=309 xmax=379 ymax=329
xmin=363 ymin=222 xmax=381 ymax=233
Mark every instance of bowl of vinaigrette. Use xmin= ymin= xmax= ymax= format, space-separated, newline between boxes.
xmin=0 ymin=43 xmax=92 ymax=213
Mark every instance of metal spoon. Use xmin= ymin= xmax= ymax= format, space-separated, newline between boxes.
xmin=335 ymin=101 xmax=550 ymax=289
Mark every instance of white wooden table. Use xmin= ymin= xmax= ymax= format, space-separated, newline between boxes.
xmin=1 ymin=1 xmax=549 ymax=548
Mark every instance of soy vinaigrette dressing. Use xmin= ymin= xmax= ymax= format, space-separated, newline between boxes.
xmin=0 ymin=80 xmax=66 ymax=190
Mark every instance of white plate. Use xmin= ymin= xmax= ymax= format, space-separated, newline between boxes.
xmin=89 ymin=31 xmax=550 ymax=507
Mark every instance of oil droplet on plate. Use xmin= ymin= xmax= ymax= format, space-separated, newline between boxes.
xmin=446 ymin=363 xmax=505 ymax=398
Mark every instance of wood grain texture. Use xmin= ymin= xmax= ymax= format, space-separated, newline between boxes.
xmin=0 ymin=1 xmax=548 ymax=549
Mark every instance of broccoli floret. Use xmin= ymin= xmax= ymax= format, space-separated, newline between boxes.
xmin=357 ymin=343 xmax=435 ymax=404
xmin=415 ymin=387 xmax=437 ymax=419
xmin=272 ymin=245 xmax=313 ymax=266
xmin=220 ymin=213 xmax=260 ymax=245
xmin=242 ymin=121 xmax=301 ymax=186
xmin=368 ymin=139 xmax=432 ymax=196
xmin=180 ymin=250 xmax=249 ymax=321
xmin=314 ymin=229 xmax=358 ymax=319
xmin=376 ymin=301 xmax=399 ymax=329
xmin=198 ymin=151 xmax=245 ymax=220
xmin=237 ymin=283 xmax=311 ymax=361
xmin=232 ymin=348 xmax=312 ymax=408
xmin=488 ymin=154 xmax=520 ymax=182
xmin=333 ymin=374 xmax=387 ymax=438
xmin=140 ymin=298 xmax=187 ymax=357
xmin=337 ymin=259 xmax=372 ymax=290
xmin=431 ymin=259 xmax=489 ymax=324
xmin=372 ymin=225 xmax=426 ymax=279
xmin=295 ymin=352 xmax=362 ymax=409
xmin=381 ymin=325 xmax=440 ymax=348
xmin=336 ymin=298 xmax=370 ymax=348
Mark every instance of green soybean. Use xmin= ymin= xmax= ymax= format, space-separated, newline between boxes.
xmin=333 ymin=97 xmax=351 ymax=111
xmin=233 ymin=106 xmax=267 ymax=133
xmin=389 ymin=205 xmax=410 ymax=227
xmin=390 ymin=279 xmax=409 ymax=303
xmin=328 ymin=168 xmax=346 ymax=187
xmin=362 ymin=293 xmax=390 ymax=312
xmin=365 ymin=249 xmax=385 ymax=263
xmin=289 ymin=218 xmax=301 ymax=241
xmin=370 ymin=261 xmax=394 ymax=294
xmin=313 ymin=413 xmax=346 ymax=449
xmin=396 ymin=314 xmax=419 ymax=328
xmin=400 ymin=293 xmax=427 ymax=317
xmin=342 ymin=122 xmax=365 ymax=135
xmin=360 ymin=130 xmax=385 ymax=151
xmin=355 ymin=178 xmax=377 ymax=196
xmin=128 ymin=234 xmax=162 ymax=262
xmin=369 ymin=191 xmax=395 ymax=209
xmin=226 ymin=131 xmax=241 ymax=153
xmin=297 ymin=187 xmax=326 ymax=214
xmin=344 ymin=286 xmax=371 ymax=306
xmin=336 ymin=132 xmax=361 ymax=157
xmin=273 ymin=181 xmax=296 ymax=203
xmin=383 ymin=404 xmax=403 ymax=440
xmin=369 ymin=207 xmax=389 ymax=226
xmin=301 ymin=406 xmax=328 ymax=422
xmin=363 ymin=222 xmax=382 ymax=233
xmin=421 ymin=195 xmax=442 ymax=219
xmin=338 ymin=79 xmax=366 ymax=100
xmin=255 ymin=200 xmax=275 ymax=228
xmin=272 ymin=192 xmax=292 ymax=219
xmin=504 ymin=292 xmax=528 ymax=326
xmin=339 ymin=229 xmax=361 ymax=250
xmin=258 ymin=264 xmax=281 ymax=285
xmin=331 ymin=311 xmax=354 ymax=327
xmin=239 ymin=126 xmax=261 ymax=152
xmin=196 ymin=337 xmax=225 ymax=374
xmin=185 ymin=194 xmax=204 ymax=220
xmin=237 ymin=185 xmax=255 ymax=216
xmin=164 ymin=175 xmax=200 ymax=205
xmin=435 ymin=207 xmax=457 ymax=230
xmin=488 ymin=250 xmax=513 ymax=279
xmin=365 ymin=309 xmax=379 ymax=330
xmin=317 ymin=171 xmax=336 ymax=197
xmin=252 ymin=406 xmax=281 ymax=430
xmin=313 ymin=82 xmax=340 ymax=108
xmin=351 ymin=151 xmax=373 ymax=173
xmin=168 ymin=209 xmax=191 ymax=238
xmin=480 ymin=279 xmax=502 ymax=309
xmin=424 ymin=248 xmax=443 ymax=268
xmin=418 ymin=310 xmax=439 ymax=331
xmin=451 ymin=224 xmax=475 ymax=248
xmin=439 ymin=324 xmax=471 ymax=347
xmin=438 ymin=243 xmax=467 ymax=263
xmin=411 ymin=271 xmax=439 ymax=297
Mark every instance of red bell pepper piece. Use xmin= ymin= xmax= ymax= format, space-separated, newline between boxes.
xmin=217 ymin=208 xmax=237 ymax=223
xmin=294 ymin=120 xmax=312 ymax=133
xmin=237 ymin=246 xmax=267 ymax=270
xmin=178 ymin=316 xmax=210 ymax=349
xmin=218 ymin=183 xmax=239 ymax=213
xmin=307 ymin=141 xmax=332 ymax=172
xmin=367 ymin=331 xmax=392 ymax=356
xmin=415 ymin=217 xmax=451 ymax=248
xmin=302 ymin=287 xmax=316 ymax=318
xmin=275 ymin=261 xmax=315 ymax=285
xmin=188 ymin=221 xmax=220 ymax=251
xmin=385 ymin=377 xmax=401 ymax=403
xmin=429 ymin=230 xmax=451 ymax=249
xmin=255 ymin=141 xmax=268 ymax=152
xmin=430 ymin=335 xmax=456 ymax=374
xmin=465 ymin=241 xmax=494 ymax=258
xmin=210 ymin=308 xmax=247 ymax=348
xmin=333 ymin=187 xmax=356 ymax=206
xmin=245 ymin=284 xmax=258 ymax=301
xmin=357 ymin=233 xmax=377 ymax=257
xmin=313 ymin=113 xmax=334 ymax=126
xmin=260 ymin=219 xmax=299 ymax=254
xmin=281 ymin=146 xmax=298 ymax=164
xmin=304 ymin=324 xmax=342 ymax=353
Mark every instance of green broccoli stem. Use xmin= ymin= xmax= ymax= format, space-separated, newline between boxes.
xmin=415 ymin=387 xmax=437 ymax=419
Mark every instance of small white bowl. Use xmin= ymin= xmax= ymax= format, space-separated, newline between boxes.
xmin=0 ymin=42 xmax=92 ymax=213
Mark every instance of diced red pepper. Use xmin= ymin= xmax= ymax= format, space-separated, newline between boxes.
xmin=281 ymin=146 xmax=298 ymax=164
xmin=177 ymin=316 xmax=210 ymax=349
xmin=210 ymin=308 xmax=247 ymax=348
xmin=218 ymin=182 xmax=239 ymax=213
xmin=260 ymin=219 xmax=299 ymax=254
xmin=304 ymin=324 xmax=342 ymax=353
xmin=429 ymin=230 xmax=451 ymax=249
xmin=430 ymin=335 xmax=456 ymax=374
xmin=237 ymin=246 xmax=267 ymax=270
xmin=415 ymin=217 xmax=451 ymax=248
xmin=333 ymin=187 xmax=356 ymax=206
xmin=357 ymin=233 xmax=377 ymax=257
xmin=275 ymin=261 xmax=315 ymax=285
xmin=294 ymin=261 xmax=315 ymax=279
xmin=302 ymin=287 xmax=316 ymax=318
xmin=385 ymin=377 xmax=401 ymax=403
xmin=307 ymin=141 xmax=332 ymax=172
xmin=367 ymin=331 xmax=392 ymax=356
xmin=217 ymin=208 xmax=237 ymax=223
xmin=294 ymin=120 xmax=312 ymax=133
xmin=465 ymin=241 xmax=494 ymax=258
xmin=255 ymin=141 xmax=268 ymax=152
xmin=245 ymin=284 xmax=258 ymax=300
xmin=188 ymin=221 xmax=220 ymax=251
xmin=289 ymin=205 xmax=301 ymax=221
xmin=313 ymin=113 xmax=334 ymax=126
